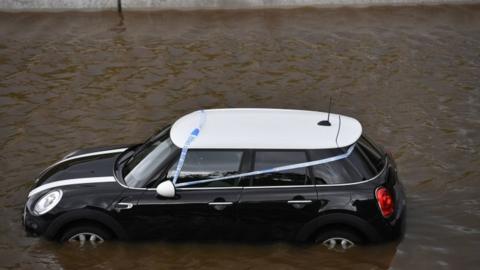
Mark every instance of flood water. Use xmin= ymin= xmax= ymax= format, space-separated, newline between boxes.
xmin=0 ymin=5 xmax=479 ymax=269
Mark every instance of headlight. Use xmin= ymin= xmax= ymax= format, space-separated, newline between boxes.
xmin=33 ymin=190 xmax=63 ymax=216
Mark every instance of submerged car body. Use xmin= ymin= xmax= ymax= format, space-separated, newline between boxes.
xmin=23 ymin=109 xmax=406 ymax=248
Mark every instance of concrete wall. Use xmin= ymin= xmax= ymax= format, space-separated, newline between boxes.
xmin=1 ymin=0 xmax=117 ymax=11
xmin=0 ymin=0 xmax=477 ymax=11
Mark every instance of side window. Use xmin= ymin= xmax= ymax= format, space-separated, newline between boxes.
xmin=165 ymin=151 xmax=243 ymax=188
xmin=311 ymin=146 xmax=375 ymax=185
xmin=252 ymin=151 xmax=309 ymax=186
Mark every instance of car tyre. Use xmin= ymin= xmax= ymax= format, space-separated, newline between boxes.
xmin=59 ymin=224 xmax=112 ymax=246
xmin=315 ymin=229 xmax=363 ymax=251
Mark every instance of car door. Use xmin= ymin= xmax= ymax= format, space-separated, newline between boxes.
xmin=119 ymin=150 xmax=246 ymax=241
xmin=236 ymin=150 xmax=320 ymax=241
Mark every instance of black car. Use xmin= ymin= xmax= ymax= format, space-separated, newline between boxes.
xmin=23 ymin=109 xmax=406 ymax=250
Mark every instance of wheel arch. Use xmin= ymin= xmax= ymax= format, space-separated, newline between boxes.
xmin=45 ymin=209 xmax=128 ymax=240
xmin=296 ymin=212 xmax=382 ymax=243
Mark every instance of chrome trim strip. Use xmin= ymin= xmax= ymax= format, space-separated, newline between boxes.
xmin=113 ymin=176 xmax=149 ymax=190
xmin=177 ymin=187 xmax=243 ymax=191
xmin=244 ymin=185 xmax=315 ymax=189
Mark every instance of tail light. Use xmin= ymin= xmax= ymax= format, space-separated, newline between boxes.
xmin=375 ymin=186 xmax=394 ymax=218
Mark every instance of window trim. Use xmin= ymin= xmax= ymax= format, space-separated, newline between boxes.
xmin=243 ymin=184 xmax=316 ymax=189
xmin=114 ymin=152 xmax=388 ymax=191
xmin=142 ymin=143 xmax=388 ymax=189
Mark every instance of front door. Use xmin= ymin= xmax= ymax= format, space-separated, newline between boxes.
xmin=121 ymin=149 xmax=246 ymax=241
xmin=134 ymin=188 xmax=242 ymax=240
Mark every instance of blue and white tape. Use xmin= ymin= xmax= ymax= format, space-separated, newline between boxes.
xmin=172 ymin=110 xmax=206 ymax=185
xmin=175 ymin=144 xmax=355 ymax=188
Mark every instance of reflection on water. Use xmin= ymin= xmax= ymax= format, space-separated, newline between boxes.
xmin=26 ymin=241 xmax=398 ymax=269
xmin=0 ymin=5 xmax=479 ymax=270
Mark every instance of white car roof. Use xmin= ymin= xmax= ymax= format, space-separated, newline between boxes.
xmin=170 ymin=108 xmax=362 ymax=150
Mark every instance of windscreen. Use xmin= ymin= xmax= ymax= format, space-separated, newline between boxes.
xmin=123 ymin=136 xmax=178 ymax=188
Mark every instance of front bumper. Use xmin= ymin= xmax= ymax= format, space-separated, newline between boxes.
xmin=23 ymin=206 xmax=51 ymax=237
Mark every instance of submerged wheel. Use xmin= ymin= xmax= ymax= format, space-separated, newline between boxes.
xmin=314 ymin=229 xmax=362 ymax=251
xmin=60 ymin=224 xmax=112 ymax=246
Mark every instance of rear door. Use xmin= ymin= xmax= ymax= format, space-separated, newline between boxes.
xmin=236 ymin=150 xmax=319 ymax=241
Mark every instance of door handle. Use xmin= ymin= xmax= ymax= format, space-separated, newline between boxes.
xmin=208 ymin=202 xmax=233 ymax=206
xmin=287 ymin=200 xmax=312 ymax=204
xmin=208 ymin=201 xmax=233 ymax=211
xmin=288 ymin=200 xmax=312 ymax=209
xmin=114 ymin=202 xmax=134 ymax=212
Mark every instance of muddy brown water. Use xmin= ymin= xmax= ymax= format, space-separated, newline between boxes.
xmin=0 ymin=5 xmax=479 ymax=270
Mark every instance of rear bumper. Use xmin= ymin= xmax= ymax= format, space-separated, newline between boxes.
xmin=392 ymin=206 xmax=406 ymax=240
xmin=367 ymin=207 xmax=405 ymax=243
xmin=390 ymin=177 xmax=407 ymax=240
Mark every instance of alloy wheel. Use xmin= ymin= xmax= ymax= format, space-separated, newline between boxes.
xmin=322 ymin=237 xmax=355 ymax=251
xmin=68 ymin=232 xmax=104 ymax=246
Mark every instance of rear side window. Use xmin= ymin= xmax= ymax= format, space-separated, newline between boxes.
xmin=166 ymin=151 xmax=243 ymax=188
xmin=357 ymin=135 xmax=386 ymax=171
xmin=252 ymin=151 xmax=309 ymax=186
xmin=311 ymin=146 xmax=376 ymax=185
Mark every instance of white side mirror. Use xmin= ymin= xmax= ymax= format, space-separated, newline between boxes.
xmin=156 ymin=180 xmax=175 ymax=198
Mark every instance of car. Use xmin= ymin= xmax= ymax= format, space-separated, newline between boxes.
xmin=23 ymin=108 xmax=406 ymax=250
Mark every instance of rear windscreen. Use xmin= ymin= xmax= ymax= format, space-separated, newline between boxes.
xmin=310 ymin=135 xmax=385 ymax=185
xmin=357 ymin=135 xmax=386 ymax=172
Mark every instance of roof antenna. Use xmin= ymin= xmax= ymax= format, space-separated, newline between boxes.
xmin=318 ymin=97 xmax=333 ymax=126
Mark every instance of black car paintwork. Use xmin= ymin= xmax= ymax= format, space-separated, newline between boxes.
xmin=115 ymin=188 xmax=243 ymax=241
xmin=24 ymin=138 xmax=406 ymax=244
xmin=24 ymin=181 xmax=125 ymax=237
xmin=35 ymin=144 xmax=134 ymax=187
xmin=237 ymin=186 xmax=320 ymax=241
xmin=35 ymin=155 xmax=118 ymax=186
xmin=24 ymin=145 xmax=130 ymax=237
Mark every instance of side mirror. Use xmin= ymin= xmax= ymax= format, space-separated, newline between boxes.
xmin=156 ymin=180 xmax=175 ymax=198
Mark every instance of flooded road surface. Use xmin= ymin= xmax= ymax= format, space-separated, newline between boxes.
xmin=1 ymin=5 xmax=480 ymax=269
